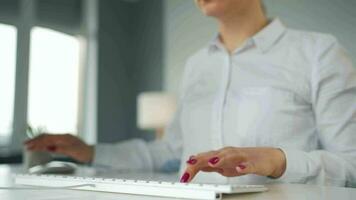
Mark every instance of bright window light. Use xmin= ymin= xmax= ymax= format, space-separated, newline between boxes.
xmin=0 ymin=24 xmax=17 ymax=138
xmin=28 ymin=27 xmax=80 ymax=134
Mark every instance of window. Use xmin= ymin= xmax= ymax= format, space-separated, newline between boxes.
xmin=0 ymin=24 xmax=17 ymax=142
xmin=27 ymin=27 xmax=80 ymax=134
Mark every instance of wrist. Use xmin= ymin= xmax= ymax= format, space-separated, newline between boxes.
xmin=269 ymin=148 xmax=286 ymax=178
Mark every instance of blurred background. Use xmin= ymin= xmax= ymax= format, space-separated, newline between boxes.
xmin=0 ymin=0 xmax=355 ymax=164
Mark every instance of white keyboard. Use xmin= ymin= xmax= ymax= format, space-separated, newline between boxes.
xmin=14 ymin=174 xmax=267 ymax=200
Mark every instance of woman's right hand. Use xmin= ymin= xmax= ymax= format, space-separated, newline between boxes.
xmin=24 ymin=134 xmax=94 ymax=163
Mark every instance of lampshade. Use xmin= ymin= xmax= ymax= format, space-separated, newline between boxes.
xmin=137 ymin=92 xmax=177 ymax=130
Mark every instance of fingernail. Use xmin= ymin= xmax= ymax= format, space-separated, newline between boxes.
xmin=186 ymin=158 xmax=197 ymax=165
xmin=47 ymin=145 xmax=57 ymax=152
xmin=238 ymin=164 xmax=246 ymax=170
xmin=180 ymin=172 xmax=190 ymax=183
xmin=208 ymin=157 xmax=219 ymax=165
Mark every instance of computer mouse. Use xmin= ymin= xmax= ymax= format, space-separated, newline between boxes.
xmin=28 ymin=161 xmax=77 ymax=174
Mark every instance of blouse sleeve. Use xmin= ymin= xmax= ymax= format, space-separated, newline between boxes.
xmin=278 ymin=36 xmax=356 ymax=187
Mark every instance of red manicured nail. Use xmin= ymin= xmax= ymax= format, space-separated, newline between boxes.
xmin=237 ymin=164 xmax=246 ymax=170
xmin=47 ymin=145 xmax=57 ymax=152
xmin=186 ymin=158 xmax=197 ymax=165
xmin=208 ymin=157 xmax=219 ymax=165
xmin=180 ymin=172 xmax=190 ymax=183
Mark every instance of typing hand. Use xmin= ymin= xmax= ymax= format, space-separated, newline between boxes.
xmin=24 ymin=134 xmax=94 ymax=163
xmin=180 ymin=147 xmax=286 ymax=183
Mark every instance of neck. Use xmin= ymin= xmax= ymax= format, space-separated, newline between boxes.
xmin=218 ymin=8 xmax=268 ymax=53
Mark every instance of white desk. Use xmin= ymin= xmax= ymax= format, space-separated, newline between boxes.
xmin=1 ymin=164 xmax=356 ymax=200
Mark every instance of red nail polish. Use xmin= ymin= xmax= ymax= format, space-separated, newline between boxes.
xmin=47 ymin=145 xmax=57 ymax=152
xmin=237 ymin=164 xmax=246 ymax=170
xmin=180 ymin=172 xmax=190 ymax=183
xmin=208 ymin=157 xmax=219 ymax=165
xmin=186 ymin=158 xmax=197 ymax=165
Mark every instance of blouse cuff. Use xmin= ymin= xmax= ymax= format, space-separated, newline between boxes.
xmin=276 ymin=148 xmax=310 ymax=183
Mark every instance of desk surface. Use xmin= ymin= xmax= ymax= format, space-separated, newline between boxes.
xmin=1 ymin=164 xmax=356 ymax=200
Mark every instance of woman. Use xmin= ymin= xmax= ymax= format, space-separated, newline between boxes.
xmin=25 ymin=0 xmax=356 ymax=186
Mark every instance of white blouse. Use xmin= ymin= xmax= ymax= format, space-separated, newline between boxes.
xmin=94 ymin=19 xmax=356 ymax=186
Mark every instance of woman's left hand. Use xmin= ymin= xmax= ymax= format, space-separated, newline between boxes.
xmin=180 ymin=147 xmax=286 ymax=183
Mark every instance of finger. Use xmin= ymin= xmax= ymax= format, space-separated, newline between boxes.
xmin=25 ymin=135 xmax=52 ymax=151
xmin=27 ymin=143 xmax=83 ymax=164
xmin=25 ymin=134 xmax=71 ymax=152
xmin=180 ymin=152 xmax=218 ymax=183
xmin=24 ymin=134 xmax=45 ymax=147
xmin=208 ymin=149 xmax=247 ymax=169
xmin=52 ymin=145 xmax=75 ymax=157
xmin=25 ymin=134 xmax=51 ymax=147
xmin=180 ymin=162 xmax=204 ymax=183
xmin=25 ymin=137 xmax=54 ymax=152
xmin=26 ymin=143 xmax=58 ymax=153
xmin=26 ymin=134 xmax=72 ymax=145
xmin=186 ymin=155 xmax=198 ymax=165
xmin=206 ymin=147 xmax=232 ymax=168
xmin=25 ymin=134 xmax=72 ymax=150
xmin=181 ymin=156 xmax=203 ymax=183
xmin=235 ymin=162 xmax=255 ymax=175
xmin=186 ymin=158 xmax=224 ymax=174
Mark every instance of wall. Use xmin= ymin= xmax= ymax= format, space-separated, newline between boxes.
xmin=97 ymin=0 xmax=163 ymax=143
xmin=163 ymin=0 xmax=356 ymax=94
xmin=163 ymin=0 xmax=216 ymax=94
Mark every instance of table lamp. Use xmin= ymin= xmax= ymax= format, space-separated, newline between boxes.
xmin=137 ymin=92 xmax=177 ymax=139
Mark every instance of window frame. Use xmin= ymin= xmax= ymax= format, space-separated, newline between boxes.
xmin=1 ymin=0 xmax=98 ymax=150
